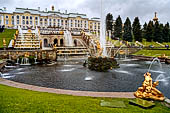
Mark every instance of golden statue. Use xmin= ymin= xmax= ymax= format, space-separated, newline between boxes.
xmin=134 ymin=72 xmax=165 ymax=101
xmin=3 ymin=38 xmax=6 ymax=47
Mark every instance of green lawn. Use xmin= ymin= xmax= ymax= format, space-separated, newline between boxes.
xmin=0 ymin=29 xmax=16 ymax=48
xmin=133 ymin=49 xmax=170 ymax=57
xmin=0 ymin=84 xmax=169 ymax=113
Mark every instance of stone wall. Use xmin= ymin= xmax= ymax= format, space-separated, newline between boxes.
xmin=0 ymin=50 xmax=57 ymax=61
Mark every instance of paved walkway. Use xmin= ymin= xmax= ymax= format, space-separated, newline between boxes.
xmin=0 ymin=78 xmax=135 ymax=98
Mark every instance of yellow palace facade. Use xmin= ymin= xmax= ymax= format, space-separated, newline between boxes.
xmin=0 ymin=6 xmax=100 ymax=33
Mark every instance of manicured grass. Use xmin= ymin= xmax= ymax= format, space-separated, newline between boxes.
xmin=0 ymin=84 xmax=169 ymax=113
xmin=0 ymin=29 xmax=16 ymax=48
xmin=133 ymin=49 xmax=170 ymax=57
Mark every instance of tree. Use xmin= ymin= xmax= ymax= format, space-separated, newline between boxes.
xmin=132 ymin=17 xmax=142 ymax=42
xmin=114 ymin=15 xmax=122 ymax=39
xmin=123 ymin=17 xmax=132 ymax=42
xmin=106 ymin=13 xmax=113 ymax=33
xmin=142 ymin=22 xmax=147 ymax=39
xmin=146 ymin=21 xmax=154 ymax=42
xmin=153 ymin=21 xmax=163 ymax=43
xmin=163 ymin=22 xmax=170 ymax=42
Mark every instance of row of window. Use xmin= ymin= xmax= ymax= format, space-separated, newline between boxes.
xmin=4 ymin=20 xmax=98 ymax=29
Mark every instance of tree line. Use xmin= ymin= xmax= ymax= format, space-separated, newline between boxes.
xmin=106 ymin=13 xmax=170 ymax=43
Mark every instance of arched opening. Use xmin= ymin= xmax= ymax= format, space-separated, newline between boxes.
xmin=74 ymin=40 xmax=77 ymax=47
xmin=44 ymin=39 xmax=48 ymax=47
xmin=54 ymin=39 xmax=58 ymax=46
xmin=60 ymin=39 xmax=64 ymax=46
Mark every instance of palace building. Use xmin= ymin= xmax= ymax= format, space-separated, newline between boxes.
xmin=0 ymin=6 xmax=100 ymax=33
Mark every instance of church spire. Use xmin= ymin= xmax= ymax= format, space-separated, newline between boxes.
xmin=153 ymin=12 xmax=158 ymax=22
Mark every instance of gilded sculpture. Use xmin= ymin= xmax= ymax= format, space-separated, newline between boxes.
xmin=134 ymin=72 xmax=165 ymax=101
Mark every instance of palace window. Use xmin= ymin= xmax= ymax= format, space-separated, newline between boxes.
xmin=26 ymin=21 xmax=29 ymax=25
xmin=23 ymin=20 xmax=25 ymax=24
xmin=49 ymin=19 xmax=51 ymax=21
xmin=12 ymin=20 xmax=14 ymax=25
xmin=22 ymin=16 xmax=25 ymax=19
xmin=6 ymin=20 xmax=8 ymax=24
xmin=30 ymin=21 xmax=32 ymax=25
xmin=45 ymin=19 xmax=47 ymax=21
xmin=53 ymin=19 xmax=56 ymax=22
xmin=26 ymin=16 xmax=29 ymax=19
xmin=17 ymin=20 xmax=19 ymax=24
xmin=30 ymin=16 xmax=32 ymax=20
xmin=40 ymin=18 xmax=43 ymax=21
xmin=17 ymin=15 xmax=19 ymax=19
xmin=6 ymin=16 xmax=8 ymax=19
xmin=35 ymin=21 xmax=38 ymax=25
xmin=35 ymin=17 xmax=38 ymax=20
xmin=12 ymin=16 xmax=14 ymax=19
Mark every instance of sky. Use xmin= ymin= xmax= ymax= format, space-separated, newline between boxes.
xmin=1 ymin=0 xmax=170 ymax=25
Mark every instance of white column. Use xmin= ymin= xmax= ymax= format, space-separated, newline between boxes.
xmin=68 ymin=19 xmax=70 ymax=30
xmin=63 ymin=19 xmax=65 ymax=29
xmin=47 ymin=18 xmax=49 ymax=26
xmin=86 ymin=21 xmax=88 ymax=29
xmin=59 ymin=19 xmax=61 ymax=27
xmin=21 ymin=16 xmax=23 ymax=28
xmin=38 ymin=16 xmax=40 ymax=26
xmin=51 ymin=18 xmax=53 ymax=26
xmin=33 ymin=17 xmax=35 ymax=28
xmin=1 ymin=15 xmax=4 ymax=25
xmin=14 ymin=15 xmax=17 ymax=28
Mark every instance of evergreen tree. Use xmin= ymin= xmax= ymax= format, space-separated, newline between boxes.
xmin=114 ymin=15 xmax=122 ymax=39
xmin=163 ymin=22 xmax=170 ymax=42
xmin=123 ymin=17 xmax=132 ymax=42
xmin=132 ymin=17 xmax=142 ymax=42
xmin=106 ymin=13 xmax=113 ymax=32
xmin=146 ymin=21 xmax=154 ymax=42
xmin=153 ymin=21 xmax=163 ymax=43
xmin=142 ymin=22 xmax=147 ymax=39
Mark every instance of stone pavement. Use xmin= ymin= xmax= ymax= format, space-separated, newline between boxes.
xmin=0 ymin=78 xmax=135 ymax=98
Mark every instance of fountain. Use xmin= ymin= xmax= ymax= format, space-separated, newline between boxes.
xmin=148 ymin=57 xmax=162 ymax=73
xmin=64 ymin=30 xmax=73 ymax=46
xmin=134 ymin=58 xmax=167 ymax=101
xmin=20 ymin=53 xmax=31 ymax=66
xmin=16 ymin=58 xmax=20 ymax=65
xmin=0 ymin=72 xmax=4 ymax=78
xmin=18 ymin=26 xmax=24 ymax=40
xmin=87 ymin=0 xmax=119 ymax=72
xmin=20 ymin=57 xmax=31 ymax=66
xmin=34 ymin=52 xmax=38 ymax=64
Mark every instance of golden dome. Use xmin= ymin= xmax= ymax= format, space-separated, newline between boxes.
xmin=52 ymin=6 xmax=54 ymax=11
xmin=153 ymin=12 xmax=158 ymax=22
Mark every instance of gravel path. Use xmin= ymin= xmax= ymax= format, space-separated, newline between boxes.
xmin=0 ymin=78 xmax=135 ymax=98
